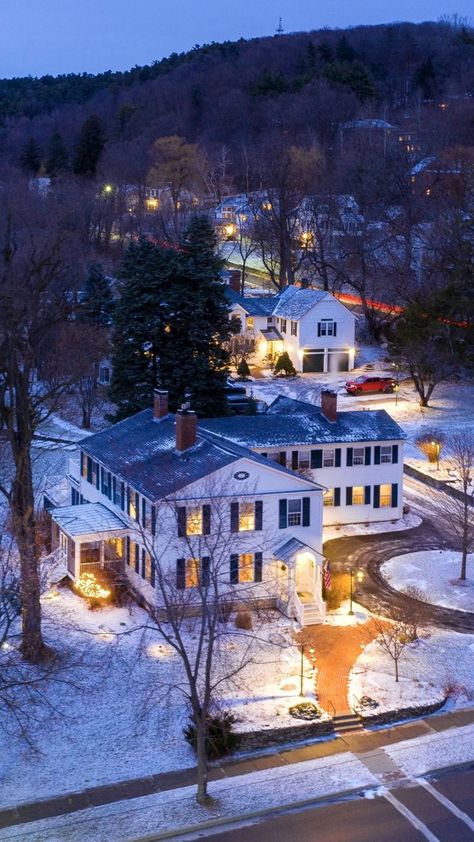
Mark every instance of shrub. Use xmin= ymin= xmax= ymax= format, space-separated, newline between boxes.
xmin=289 ymin=701 xmax=322 ymax=721
xmin=184 ymin=710 xmax=239 ymax=759
xmin=235 ymin=609 xmax=253 ymax=630
xmin=274 ymin=351 xmax=297 ymax=377
xmin=415 ymin=429 xmax=445 ymax=463
xmin=236 ymin=358 xmax=250 ymax=379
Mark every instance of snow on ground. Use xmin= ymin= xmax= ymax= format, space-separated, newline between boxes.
xmin=350 ymin=628 xmax=474 ymax=716
xmin=381 ymin=550 xmax=474 ymax=613
xmin=324 ymin=512 xmax=421 ymax=542
xmin=385 ymin=723 xmax=474 ymax=777
xmin=326 ymin=600 xmax=371 ymax=626
xmin=0 ymin=754 xmax=377 ymax=842
xmin=0 ymin=588 xmax=312 ymax=809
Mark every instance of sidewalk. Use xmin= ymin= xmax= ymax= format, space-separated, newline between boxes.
xmin=1 ymin=707 xmax=473 ymax=832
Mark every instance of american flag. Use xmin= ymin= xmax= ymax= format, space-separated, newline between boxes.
xmin=323 ymin=559 xmax=332 ymax=591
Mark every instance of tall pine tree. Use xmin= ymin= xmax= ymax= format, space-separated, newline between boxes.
xmin=45 ymin=131 xmax=68 ymax=177
xmin=73 ymin=114 xmax=105 ymax=177
xmin=109 ymin=218 xmax=234 ymax=419
xmin=79 ymin=263 xmax=114 ymax=327
xmin=20 ymin=138 xmax=42 ymax=174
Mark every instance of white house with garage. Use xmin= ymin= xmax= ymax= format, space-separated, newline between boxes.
xmin=226 ymin=285 xmax=356 ymax=373
xmin=48 ymin=390 xmax=327 ymax=627
xmin=200 ymin=391 xmax=405 ymax=527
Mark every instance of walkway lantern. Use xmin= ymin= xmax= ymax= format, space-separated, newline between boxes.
xmin=347 ymin=566 xmax=363 ymax=616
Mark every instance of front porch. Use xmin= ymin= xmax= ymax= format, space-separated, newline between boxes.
xmin=275 ymin=537 xmax=326 ymax=626
xmin=50 ymin=503 xmax=128 ymax=580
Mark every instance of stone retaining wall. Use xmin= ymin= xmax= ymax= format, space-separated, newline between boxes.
xmin=237 ymin=719 xmax=334 ymax=751
xmin=357 ymin=696 xmax=447 ymax=726
xmin=404 ymin=464 xmax=474 ymax=507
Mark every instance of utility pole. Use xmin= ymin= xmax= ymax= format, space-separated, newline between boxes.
xmin=276 ymin=17 xmax=284 ymax=36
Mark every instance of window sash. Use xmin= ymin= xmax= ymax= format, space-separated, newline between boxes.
xmin=379 ymin=483 xmax=392 ymax=506
xmin=239 ymin=502 xmax=255 ymax=532
xmin=380 ymin=446 xmax=392 ymax=464
xmin=323 ymin=489 xmax=334 ymax=506
xmin=288 ymin=499 xmax=302 ymax=526
xmin=352 ymin=485 xmax=364 ymax=505
xmin=238 ymin=553 xmax=254 ymax=583
xmin=353 ymin=448 xmax=365 ymax=466
xmin=322 ymin=449 xmax=335 ymax=468
xmin=185 ymin=558 xmax=200 ymax=588
xmin=186 ymin=508 xmax=203 ymax=535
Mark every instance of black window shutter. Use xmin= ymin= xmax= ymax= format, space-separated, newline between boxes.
xmin=177 ymin=506 xmax=187 ymax=537
xmin=333 ymin=321 xmax=337 ymax=337
xmin=135 ymin=492 xmax=140 ymax=522
xmin=255 ymin=500 xmax=263 ymax=531
xmin=151 ymin=504 xmax=156 ymax=536
xmin=391 ymin=483 xmax=398 ymax=508
xmin=95 ymin=464 xmax=100 ymax=490
xmin=230 ymin=501 xmax=240 ymax=533
xmin=176 ymin=558 xmax=185 ymax=590
xmin=317 ymin=322 xmax=321 ymax=337
xmin=302 ymin=497 xmax=310 ymax=526
xmin=373 ymin=485 xmax=380 ymax=508
xmin=202 ymin=504 xmax=211 ymax=535
xmin=365 ymin=447 xmax=371 ymax=466
xmin=334 ymin=488 xmax=341 ymax=507
xmin=80 ymin=452 xmax=84 ymax=477
xmin=311 ymin=449 xmax=322 ymax=469
xmin=141 ymin=548 xmax=146 ymax=579
xmin=261 ymin=452 xmax=268 ymax=458
xmin=201 ymin=556 xmax=210 ymax=587
xmin=120 ymin=482 xmax=125 ymax=511
xmin=134 ymin=543 xmax=140 ymax=573
xmin=392 ymin=444 xmax=399 ymax=464
xmin=254 ymin=552 xmax=263 ymax=582
xmin=126 ymin=536 xmax=130 ymax=565
xmin=230 ymin=554 xmax=239 ymax=584
xmin=364 ymin=486 xmax=371 ymax=505
xmin=150 ymin=558 xmax=155 ymax=588
xmin=374 ymin=446 xmax=381 ymax=465
xmin=100 ymin=467 xmax=105 ymax=493
xmin=142 ymin=497 xmax=146 ymax=527
xmin=87 ymin=456 xmax=92 ymax=483
xmin=279 ymin=451 xmax=286 ymax=466
xmin=335 ymin=448 xmax=341 ymax=468
xmin=279 ymin=499 xmax=288 ymax=529
xmin=291 ymin=450 xmax=299 ymax=470
xmin=346 ymin=486 xmax=353 ymax=506
xmin=346 ymin=447 xmax=353 ymax=467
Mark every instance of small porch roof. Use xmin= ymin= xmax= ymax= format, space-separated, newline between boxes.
xmin=274 ymin=537 xmax=324 ymax=564
xmin=260 ymin=327 xmax=284 ymax=342
xmin=50 ymin=503 xmax=128 ymax=538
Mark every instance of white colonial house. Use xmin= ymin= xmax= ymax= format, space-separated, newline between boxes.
xmin=49 ymin=391 xmax=326 ymax=627
xmin=227 ymin=285 xmax=356 ymax=373
xmin=200 ymin=391 xmax=405 ymax=528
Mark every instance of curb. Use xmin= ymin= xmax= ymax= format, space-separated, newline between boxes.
xmin=129 ymin=784 xmax=371 ymax=841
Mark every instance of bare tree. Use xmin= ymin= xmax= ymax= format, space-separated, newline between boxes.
xmin=0 ymin=181 xmax=85 ymax=662
xmin=136 ymin=478 xmax=283 ymax=804
xmin=371 ymin=614 xmax=412 ymax=683
xmin=438 ymin=432 xmax=474 ymax=580
xmin=223 ymin=334 xmax=256 ymax=372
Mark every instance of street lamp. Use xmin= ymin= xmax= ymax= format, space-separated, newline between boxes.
xmin=431 ymin=440 xmax=441 ymax=470
xmin=300 ymin=645 xmax=316 ymax=696
xmin=394 ymin=382 xmax=400 ymax=406
xmin=347 ymin=566 xmax=363 ymax=615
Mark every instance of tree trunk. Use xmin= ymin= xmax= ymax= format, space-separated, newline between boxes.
xmin=394 ymin=657 xmax=399 ymax=683
xmin=460 ymin=546 xmax=468 ymax=581
xmin=195 ymin=714 xmax=209 ymax=804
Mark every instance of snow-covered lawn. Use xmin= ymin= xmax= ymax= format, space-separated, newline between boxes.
xmin=385 ymin=723 xmax=474 ymax=777
xmin=350 ymin=628 xmax=474 ymax=716
xmin=380 ymin=550 xmax=474 ymax=613
xmin=0 ymin=754 xmax=377 ymax=842
xmin=0 ymin=587 xmax=312 ymax=809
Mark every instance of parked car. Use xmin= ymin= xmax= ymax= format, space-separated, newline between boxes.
xmin=345 ymin=375 xmax=396 ymax=395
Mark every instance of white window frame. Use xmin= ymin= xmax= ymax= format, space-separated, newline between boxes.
xmin=323 ymin=489 xmax=334 ymax=507
xmin=288 ymin=498 xmax=302 ymax=526
xmin=323 ymin=449 xmax=335 ymax=468
xmin=380 ymin=446 xmax=392 ymax=464
xmin=379 ymin=483 xmax=392 ymax=507
xmin=290 ymin=320 xmax=298 ymax=336
xmin=352 ymin=485 xmax=364 ymax=505
xmin=319 ymin=319 xmax=336 ymax=337
xmin=353 ymin=447 xmax=364 ymax=466
xmin=298 ymin=451 xmax=310 ymax=469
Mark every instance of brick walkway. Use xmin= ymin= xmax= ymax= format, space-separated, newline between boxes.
xmin=298 ymin=619 xmax=384 ymax=715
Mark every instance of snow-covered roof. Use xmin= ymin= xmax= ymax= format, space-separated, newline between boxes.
xmin=225 ymin=288 xmax=276 ymax=316
xmin=274 ymin=537 xmax=324 ymax=563
xmin=201 ymin=396 xmax=406 ymax=446
xmin=410 ymin=157 xmax=436 ymax=175
xmin=342 ymin=119 xmax=396 ymax=130
xmin=50 ymin=503 xmax=127 ymax=537
xmin=272 ymin=287 xmax=328 ymax=319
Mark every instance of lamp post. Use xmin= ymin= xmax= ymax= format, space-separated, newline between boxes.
xmin=431 ymin=440 xmax=441 ymax=470
xmin=394 ymin=382 xmax=400 ymax=407
xmin=347 ymin=566 xmax=363 ymax=615
xmin=300 ymin=644 xmax=305 ymax=696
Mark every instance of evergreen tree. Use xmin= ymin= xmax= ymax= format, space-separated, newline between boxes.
xmin=45 ymin=131 xmax=68 ymax=176
xmin=73 ymin=114 xmax=105 ymax=177
xmin=19 ymin=137 xmax=42 ymax=174
xmin=79 ymin=263 xmax=114 ymax=327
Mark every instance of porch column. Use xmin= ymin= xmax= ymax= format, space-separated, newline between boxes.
xmin=100 ymin=541 xmax=105 ymax=569
xmin=74 ymin=541 xmax=81 ymax=579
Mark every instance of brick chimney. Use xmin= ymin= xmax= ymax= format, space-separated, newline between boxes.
xmin=153 ymin=389 xmax=169 ymax=421
xmin=321 ymin=390 xmax=337 ymax=423
xmin=175 ymin=408 xmax=197 ymax=453
xmin=228 ymin=269 xmax=241 ymax=294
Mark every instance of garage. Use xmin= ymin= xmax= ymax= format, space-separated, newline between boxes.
xmin=327 ymin=350 xmax=350 ymax=373
xmin=302 ymin=349 xmax=325 ymax=373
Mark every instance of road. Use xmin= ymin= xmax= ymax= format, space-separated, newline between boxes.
xmin=187 ymin=767 xmax=474 ymax=842
xmin=324 ymin=474 xmax=474 ymax=633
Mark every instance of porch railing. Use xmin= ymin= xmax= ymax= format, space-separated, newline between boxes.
xmin=79 ymin=559 xmax=125 ymax=576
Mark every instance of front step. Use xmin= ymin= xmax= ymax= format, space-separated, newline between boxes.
xmin=333 ymin=712 xmax=364 ymax=733
xmin=300 ymin=603 xmax=324 ymax=627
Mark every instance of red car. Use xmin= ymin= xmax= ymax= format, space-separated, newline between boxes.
xmin=345 ymin=375 xmax=396 ymax=395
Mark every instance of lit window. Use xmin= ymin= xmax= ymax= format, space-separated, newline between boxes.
xmin=239 ymin=502 xmax=255 ymax=532
xmin=352 ymin=486 xmax=364 ymax=505
xmin=353 ymin=448 xmax=364 ymax=466
xmin=239 ymin=553 xmax=254 ymax=583
xmin=380 ymin=446 xmax=392 ymax=464
xmin=288 ymin=499 xmax=302 ymax=526
xmin=323 ymin=489 xmax=334 ymax=507
xmin=185 ymin=558 xmax=200 ymax=588
xmin=246 ymin=316 xmax=254 ymax=331
xmin=187 ymin=508 xmax=203 ymax=536
xmin=81 ymin=453 xmax=87 ymax=479
xmin=145 ymin=553 xmax=153 ymax=582
xmin=380 ymin=484 xmax=392 ymax=507
xmin=128 ymin=490 xmax=137 ymax=520
xmin=323 ymin=449 xmax=335 ymax=468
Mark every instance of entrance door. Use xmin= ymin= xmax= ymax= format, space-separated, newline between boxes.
xmin=303 ymin=350 xmax=325 ymax=373
xmin=295 ymin=554 xmax=314 ymax=599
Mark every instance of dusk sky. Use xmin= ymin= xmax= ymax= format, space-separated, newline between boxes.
xmin=0 ymin=0 xmax=472 ymax=78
